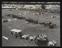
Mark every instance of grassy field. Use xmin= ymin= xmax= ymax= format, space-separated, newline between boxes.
xmin=2 ymin=8 xmax=60 ymax=46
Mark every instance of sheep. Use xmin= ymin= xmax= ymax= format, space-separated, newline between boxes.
xmin=28 ymin=36 xmax=36 ymax=41
xmin=47 ymin=40 xmax=57 ymax=46
xmin=21 ymin=34 xmax=30 ymax=40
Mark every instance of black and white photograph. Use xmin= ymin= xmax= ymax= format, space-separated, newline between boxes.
xmin=2 ymin=2 xmax=60 ymax=46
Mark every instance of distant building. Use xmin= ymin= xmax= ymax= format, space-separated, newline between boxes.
xmin=23 ymin=5 xmax=41 ymax=9
xmin=2 ymin=3 xmax=60 ymax=12
xmin=46 ymin=5 xmax=60 ymax=10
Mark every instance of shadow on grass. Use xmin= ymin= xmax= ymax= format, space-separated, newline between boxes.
xmin=39 ymin=22 xmax=57 ymax=29
xmin=25 ymin=18 xmax=38 ymax=24
xmin=35 ymin=40 xmax=48 ymax=46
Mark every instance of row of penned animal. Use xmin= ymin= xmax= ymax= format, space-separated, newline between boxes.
xmin=3 ymin=14 xmax=56 ymax=29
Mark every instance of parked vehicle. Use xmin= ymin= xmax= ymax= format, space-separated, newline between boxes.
xmin=10 ymin=29 xmax=23 ymax=38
